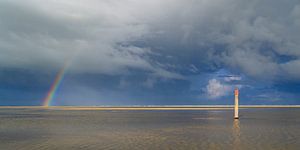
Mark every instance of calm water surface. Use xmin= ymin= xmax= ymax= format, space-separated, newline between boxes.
xmin=0 ymin=108 xmax=299 ymax=150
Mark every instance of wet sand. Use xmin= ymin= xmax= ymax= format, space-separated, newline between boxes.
xmin=0 ymin=107 xmax=299 ymax=149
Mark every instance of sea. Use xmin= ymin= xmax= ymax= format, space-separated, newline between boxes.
xmin=0 ymin=107 xmax=299 ymax=150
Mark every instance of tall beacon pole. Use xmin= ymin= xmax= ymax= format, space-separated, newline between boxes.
xmin=234 ymin=88 xmax=239 ymax=119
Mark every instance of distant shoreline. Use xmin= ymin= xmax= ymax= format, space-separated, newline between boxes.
xmin=0 ymin=105 xmax=300 ymax=110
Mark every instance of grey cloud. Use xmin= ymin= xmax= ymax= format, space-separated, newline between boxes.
xmin=139 ymin=0 xmax=300 ymax=81
xmin=0 ymin=0 xmax=182 ymax=79
xmin=280 ymin=60 xmax=300 ymax=81
xmin=1 ymin=0 xmax=300 ymax=82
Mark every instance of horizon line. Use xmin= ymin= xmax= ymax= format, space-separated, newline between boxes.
xmin=1 ymin=105 xmax=300 ymax=110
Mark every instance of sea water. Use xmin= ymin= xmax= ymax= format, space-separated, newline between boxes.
xmin=0 ymin=108 xmax=299 ymax=150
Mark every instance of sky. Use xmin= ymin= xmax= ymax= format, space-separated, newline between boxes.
xmin=0 ymin=0 xmax=300 ymax=106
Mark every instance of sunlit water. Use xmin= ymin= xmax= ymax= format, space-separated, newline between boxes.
xmin=0 ymin=108 xmax=299 ymax=150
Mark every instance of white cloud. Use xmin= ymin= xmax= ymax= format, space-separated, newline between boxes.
xmin=224 ymin=76 xmax=242 ymax=82
xmin=206 ymin=79 xmax=232 ymax=99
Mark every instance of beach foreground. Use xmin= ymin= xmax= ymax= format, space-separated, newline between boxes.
xmin=0 ymin=107 xmax=299 ymax=150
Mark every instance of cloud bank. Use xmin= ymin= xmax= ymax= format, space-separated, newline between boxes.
xmin=1 ymin=0 xmax=300 ymax=79
xmin=0 ymin=0 xmax=300 ymax=105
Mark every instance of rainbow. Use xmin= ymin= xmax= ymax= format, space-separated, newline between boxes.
xmin=43 ymin=61 xmax=70 ymax=107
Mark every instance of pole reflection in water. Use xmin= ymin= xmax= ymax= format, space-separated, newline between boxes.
xmin=232 ymin=119 xmax=241 ymax=150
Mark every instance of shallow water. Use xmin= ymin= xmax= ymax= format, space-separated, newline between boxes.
xmin=0 ymin=108 xmax=299 ymax=150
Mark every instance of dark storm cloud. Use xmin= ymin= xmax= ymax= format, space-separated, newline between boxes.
xmin=0 ymin=0 xmax=182 ymax=79
xmin=1 ymin=0 xmax=300 ymax=79
xmin=0 ymin=0 xmax=300 ymax=105
xmin=139 ymin=0 xmax=300 ymax=81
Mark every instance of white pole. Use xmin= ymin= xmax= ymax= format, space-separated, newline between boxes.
xmin=234 ymin=88 xmax=239 ymax=119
